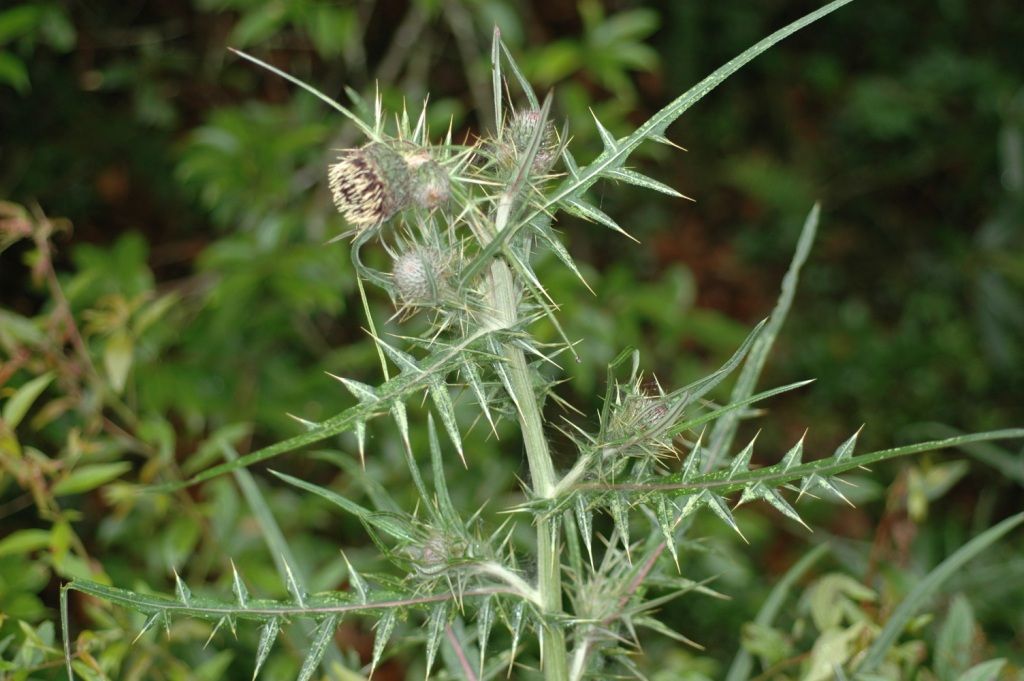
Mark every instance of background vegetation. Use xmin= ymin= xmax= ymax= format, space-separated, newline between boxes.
xmin=1 ymin=0 xmax=1021 ymax=678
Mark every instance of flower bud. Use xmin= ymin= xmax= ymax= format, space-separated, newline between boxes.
xmin=508 ymin=109 xmax=558 ymax=174
xmin=391 ymin=247 xmax=448 ymax=307
xmin=406 ymin=152 xmax=451 ymax=210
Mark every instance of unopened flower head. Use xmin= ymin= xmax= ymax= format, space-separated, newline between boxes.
xmin=391 ymin=246 xmax=449 ymax=307
xmin=328 ymin=142 xmax=412 ymax=229
xmin=509 ymin=108 xmax=559 ymax=173
xmin=406 ymin=152 xmax=451 ymax=210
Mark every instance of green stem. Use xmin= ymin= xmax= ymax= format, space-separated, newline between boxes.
xmin=484 ymin=198 xmax=569 ymax=681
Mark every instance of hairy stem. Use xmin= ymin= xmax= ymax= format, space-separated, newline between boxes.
xmin=484 ymin=196 xmax=569 ymax=681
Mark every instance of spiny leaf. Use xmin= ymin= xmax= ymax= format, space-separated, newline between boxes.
xmin=158 ymin=326 xmax=502 ymax=491
xmin=491 ymin=27 xmax=503 ymax=136
xmin=342 ymin=551 xmax=369 ymax=603
xmin=229 ymin=49 xmax=375 ymax=139
xmin=738 ymin=483 xmax=810 ymax=531
xmin=681 ymin=432 xmax=706 ymax=480
xmin=563 ymin=197 xmax=637 ymax=242
xmin=507 ymin=601 xmax=526 ymax=674
xmin=173 ymin=570 xmax=192 ymax=605
xmin=477 ymin=596 xmax=494 ymax=678
xmin=378 ymin=340 xmax=421 ymax=375
xmin=834 ymin=427 xmax=862 ymax=461
xmin=425 ymin=603 xmax=448 ymax=679
xmin=780 ymin=435 xmax=805 ymax=471
xmin=204 ymin=616 xmax=231 ymax=648
xmin=428 ymin=414 xmax=458 ymax=524
xmin=605 ymin=168 xmax=688 ymax=199
xmin=591 ymin=110 xmax=618 ymax=152
xmin=656 ymin=496 xmax=679 ymax=569
xmin=728 ymin=435 xmax=759 ymax=477
xmin=283 ymin=560 xmax=306 ymax=607
xmin=332 ymin=375 xmax=379 ymax=403
xmin=531 ymin=220 xmax=593 ymax=293
xmin=428 ymin=379 xmax=465 ymax=466
xmin=297 ymin=615 xmax=339 ymax=681
xmin=799 ymin=473 xmax=853 ymax=507
xmin=354 ymin=419 xmax=367 ymax=466
xmin=252 ymin=618 xmax=280 ymax=680
xmin=230 ymin=560 xmax=249 ymax=607
xmin=132 ymin=612 xmax=162 ymax=644
xmin=704 ymin=492 xmax=747 ymax=542
xmin=610 ymin=494 xmax=631 ymax=562
xmin=498 ymin=38 xmax=539 ymax=110
xmin=372 ymin=609 xmax=397 ymax=674
xmin=575 ymin=495 xmax=594 ymax=568
xmin=392 ymin=400 xmax=412 ymax=453
xmin=461 ymin=359 xmax=497 ymax=434
xmin=460 ymin=1 xmax=857 ymax=282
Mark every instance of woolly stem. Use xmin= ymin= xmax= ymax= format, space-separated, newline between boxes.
xmin=484 ymin=193 xmax=568 ymax=681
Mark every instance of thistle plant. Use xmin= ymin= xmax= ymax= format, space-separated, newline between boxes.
xmin=58 ymin=1 xmax=1024 ymax=680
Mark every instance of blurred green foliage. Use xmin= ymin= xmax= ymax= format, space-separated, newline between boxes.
xmin=1 ymin=0 xmax=1022 ymax=678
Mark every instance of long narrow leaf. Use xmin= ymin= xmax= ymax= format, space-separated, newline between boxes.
xmin=706 ymin=203 xmax=819 ymax=471
xmin=856 ymin=512 xmax=1024 ymax=673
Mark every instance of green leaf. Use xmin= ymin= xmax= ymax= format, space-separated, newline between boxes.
xmin=53 ymin=462 xmax=131 ymax=496
xmin=3 ymin=371 xmax=54 ymax=429
xmin=428 ymin=380 xmax=464 ymax=465
xmin=563 ymin=197 xmax=636 ymax=241
xmin=725 ymin=543 xmax=830 ymax=681
xmin=229 ymin=2 xmax=286 ymax=48
xmin=575 ymin=495 xmax=595 ymax=567
xmin=425 ymin=603 xmax=448 ymax=678
xmin=856 ymin=512 xmax=1024 ymax=674
xmin=707 ymin=203 xmax=819 ymax=469
xmin=0 ymin=528 xmax=50 ymax=557
xmin=103 ymin=329 xmax=134 ymax=394
xmin=0 ymin=52 xmax=29 ymax=93
xmin=477 ymin=596 xmax=494 ymax=678
xmin=936 ymin=595 xmax=975 ymax=681
xmin=954 ymin=660 xmax=1006 ymax=681
xmin=230 ymin=561 xmax=249 ymax=607
xmin=252 ymin=618 xmax=280 ymax=680
xmin=604 ymin=168 xmax=686 ymax=198
xmin=371 ymin=609 xmax=397 ymax=674
xmin=297 ymin=615 xmax=339 ymax=681
xmin=0 ymin=5 xmax=42 ymax=44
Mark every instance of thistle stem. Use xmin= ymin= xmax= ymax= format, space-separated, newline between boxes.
xmin=484 ymin=197 xmax=569 ymax=681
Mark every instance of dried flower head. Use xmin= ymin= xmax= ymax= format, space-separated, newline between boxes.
xmin=328 ymin=143 xmax=412 ymax=228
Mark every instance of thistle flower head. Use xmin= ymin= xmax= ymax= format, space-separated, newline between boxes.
xmin=406 ymin=152 xmax=451 ymax=210
xmin=405 ymin=529 xmax=467 ymax=578
xmin=328 ymin=142 xmax=412 ymax=229
xmin=508 ymin=108 xmax=559 ymax=174
xmin=391 ymin=245 xmax=450 ymax=307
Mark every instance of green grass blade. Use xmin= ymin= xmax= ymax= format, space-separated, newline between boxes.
xmin=706 ymin=203 xmax=819 ymax=471
xmin=855 ymin=512 xmax=1024 ymax=674
xmin=228 ymin=48 xmax=375 ymax=140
